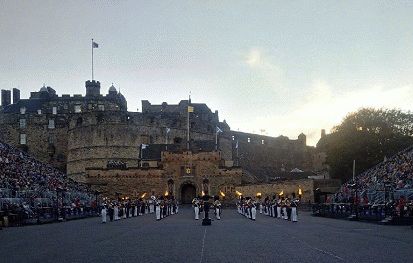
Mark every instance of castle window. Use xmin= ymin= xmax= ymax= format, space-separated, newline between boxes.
xmin=20 ymin=134 xmax=26 ymax=145
xmin=232 ymin=135 xmax=235 ymax=141
xmin=74 ymin=105 xmax=81 ymax=113
xmin=48 ymin=135 xmax=54 ymax=144
xmin=20 ymin=107 xmax=26 ymax=114
xmin=248 ymin=137 xmax=251 ymax=143
xmin=262 ymin=139 xmax=265 ymax=145
xmin=48 ymin=119 xmax=55 ymax=129
xmin=52 ymin=107 xmax=57 ymax=115
xmin=37 ymin=109 xmax=42 ymax=115
xmin=19 ymin=119 xmax=26 ymax=129
xmin=98 ymin=104 xmax=105 ymax=111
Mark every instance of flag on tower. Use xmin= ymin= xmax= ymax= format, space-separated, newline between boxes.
xmin=92 ymin=41 xmax=99 ymax=48
xmin=216 ymin=126 xmax=223 ymax=133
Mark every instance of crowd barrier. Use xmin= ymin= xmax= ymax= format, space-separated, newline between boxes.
xmin=312 ymin=203 xmax=413 ymax=225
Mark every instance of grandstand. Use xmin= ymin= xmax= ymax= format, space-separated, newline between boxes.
xmin=0 ymin=141 xmax=96 ymax=226
xmin=313 ymin=145 xmax=413 ymax=224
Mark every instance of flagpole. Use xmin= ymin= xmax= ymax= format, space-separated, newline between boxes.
xmin=91 ymin=39 xmax=94 ymax=80
xmin=187 ymin=106 xmax=190 ymax=150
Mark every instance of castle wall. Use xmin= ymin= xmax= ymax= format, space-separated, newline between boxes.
xmin=86 ymin=151 xmax=242 ymax=201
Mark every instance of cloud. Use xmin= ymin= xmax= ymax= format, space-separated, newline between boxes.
xmin=237 ymin=80 xmax=413 ymax=146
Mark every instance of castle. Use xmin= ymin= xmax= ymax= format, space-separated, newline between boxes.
xmin=0 ymin=80 xmax=327 ymax=202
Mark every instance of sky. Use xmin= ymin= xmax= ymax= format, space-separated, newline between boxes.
xmin=1 ymin=1 xmax=413 ymax=146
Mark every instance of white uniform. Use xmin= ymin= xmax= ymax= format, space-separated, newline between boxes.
xmin=155 ymin=200 xmax=161 ymax=220
xmin=251 ymin=202 xmax=257 ymax=220
xmin=277 ymin=200 xmax=281 ymax=219
xmin=114 ymin=205 xmax=119 ymax=220
xmin=193 ymin=199 xmax=200 ymax=220
xmin=122 ymin=207 xmax=127 ymax=219
xmin=214 ymin=200 xmax=221 ymax=220
xmin=101 ymin=207 xmax=107 ymax=223
xmin=149 ymin=196 xmax=156 ymax=213
xmin=291 ymin=199 xmax=299 ymax=222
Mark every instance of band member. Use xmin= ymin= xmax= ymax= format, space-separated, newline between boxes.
xmin=108 ymin=204 xmax=114 ymax=222
xmin=251 ymin=199 xmax=257 ymax=220
xmin=101 ymin=204 xmax=107 ymax=223
xmin=192 ymin=197 xmax=200 ymax=220
xmin=291 ymin=193 xmax=299 ymax=222
xmin=149 ymin=194 xmax=156 ymax=214
xmin=213 ymin=196 xmax=222 ymax=220
xmin=259 ymin=200 xmax=263 ymax=214
xmin=155 ymin=197 xmax=161 ymax=220
xmin=277 ymin=197 xmax=282 ymax=219
xmin=114 ymin=203 xmax=119 ymax=221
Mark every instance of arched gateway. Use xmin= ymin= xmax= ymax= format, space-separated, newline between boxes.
xmin=180 ymin=183 xmax=196 ymax=204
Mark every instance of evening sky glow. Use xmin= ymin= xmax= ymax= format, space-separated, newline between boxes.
xmin=1 ymin=1 xmax=413 ymax=145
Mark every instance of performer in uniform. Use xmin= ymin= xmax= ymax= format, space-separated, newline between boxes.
xmin=213 ymin=196 xmax=222 ymax=220
xmin=192 ymin=197 xmax=200 ymax=220
xmin=101 ymin=204 xmax=107 ymax=223
xmin=276 ymin=196 xmax=282 ymax=219
xmin=149 ymin=194 xmax=156 ymax=214
xmin=291 ymin=193 xmax=299 ymax=222
xmin=114 ymin=203 xmax=119 ymax=221
xmin=251 ymin=198 xmax=257 ymax=220
xmin=155 ymin=197 xmax=161 ymax=220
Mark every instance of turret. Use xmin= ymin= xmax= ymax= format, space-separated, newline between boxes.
xmin=1 ymin=89 xmax=11 ymax=106
xmin=85 ymin=80 xmax=101 ymax=97
xmin=12 ymin=88 xmax=20 ymax=104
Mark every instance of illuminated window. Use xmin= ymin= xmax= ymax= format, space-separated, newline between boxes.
xmin=20 ymin=134 xmax=26 ymax=145
xmin=232 ymin=135 xmax=235 ymax=141
xmin=52 ymin=107 xmax=57 ymax=115
xmin=248 ymin=138 xmax=251 ymax=143
xmin=19 ymin=119 xmax=26 ymax=129
xmin=37 ymin=109 xmax=42 ymax=115
xmin=98 ymin=104 xmax=105 ymax=111
xmin=262 ymin=139 xmax=265 ymax=145
xmin=20 ymin=107 xmax=26 ymax=114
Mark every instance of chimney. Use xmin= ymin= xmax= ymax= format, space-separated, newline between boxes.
xmin=13 ymin=88 xmax=20 ymax=104
xmin=1 ymin=89 xmax=11 ymax=106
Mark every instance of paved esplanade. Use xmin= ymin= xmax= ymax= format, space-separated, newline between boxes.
xmin=1 ymin=208 xmax=412 ymax=263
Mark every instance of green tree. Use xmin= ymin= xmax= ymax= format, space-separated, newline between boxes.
xmin=317 ymin=108 xmax=413 ymax=181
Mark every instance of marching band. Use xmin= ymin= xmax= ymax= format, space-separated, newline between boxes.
xmin=99 ymin=192 xmax=299 ymax=224
xmin=238 ymin=194 xmax=300 ymax=222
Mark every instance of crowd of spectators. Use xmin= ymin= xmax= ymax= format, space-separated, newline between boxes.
xmin=333 ymin=146 xmax=413 ymax=205
xmin=0 ymin=141 xmax=95 ymax=225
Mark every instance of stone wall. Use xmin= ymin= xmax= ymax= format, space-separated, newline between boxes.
xmin=86 ymin=151 xmax=242 ymax=201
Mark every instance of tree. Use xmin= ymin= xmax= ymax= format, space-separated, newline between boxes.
xmin=317 ymin=108 xmax=413 ymax=181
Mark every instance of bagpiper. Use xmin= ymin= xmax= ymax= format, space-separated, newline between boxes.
xmin=213 ymin=196 xmax=222 ymax=220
